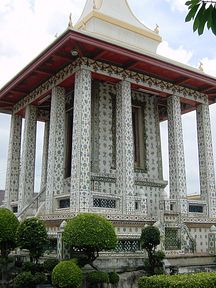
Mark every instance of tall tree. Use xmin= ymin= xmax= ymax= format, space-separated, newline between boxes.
xmin=16 ymin=217 xmax=48 ymax=263
xmin=0 ymin=208 xmax=19 ymax=283
xmin=185 ymin=0 xmax=216 ymax=35
xmin=0 ymin=208 xmax=19 ymax=258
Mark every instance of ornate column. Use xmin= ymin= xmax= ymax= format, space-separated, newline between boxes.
xmin=45 ymin=87 xmax=65 ymax=213
xmin=167 ymin=95 xmax=187 ymax=214
xmin=70 ymin=69 xmax=92 ymax=212
xmin=145 ymin=95 xmax=163 ymax=179
xmin=18 ymin=105 xmax=37 ymax=211
xmin=4 ymin=113 xmax=22 ymax=209
xmin=116 ymin=80 xmax=135 ymax=214
xmin=40 ymin=120 xmax=49 ymax=191
xmin=155 ymin=98 xmax=163 ymax=180
xmin=196 ymin=103 xmax=216 ymax=217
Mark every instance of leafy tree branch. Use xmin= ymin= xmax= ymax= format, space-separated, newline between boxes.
xmin=185 ymin=0 xmax=216 ymax=35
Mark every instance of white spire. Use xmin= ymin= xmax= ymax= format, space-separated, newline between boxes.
xmin=75 ymin=0 xmax=162 ymax=53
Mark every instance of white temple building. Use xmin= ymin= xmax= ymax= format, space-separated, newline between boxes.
xmin=1 ymin=0 xmax=216 ymax=261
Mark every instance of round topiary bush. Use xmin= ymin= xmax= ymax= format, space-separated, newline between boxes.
xmin=43 ymin=258 xmax=59 ymax=272
xmin=13 ymin=271 xmax=34 ymax=288
xmin=52 ymin=260 xmax=83 ymax=288
xmin=63 ymin=213 xmax=117 ymax=267
xmin=140 ymin=226 xmax=160 ymax=253
xmin=108 ymin=272 xmax=120 ymax=284
xmin=87 ymin=271 xmax=109 ymax=285
xmin=63 ymin=214 xmax=117 ymax=251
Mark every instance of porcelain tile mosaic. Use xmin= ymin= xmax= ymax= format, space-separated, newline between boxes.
xmin=5 ymin=113 xmax=22 ymax=208
xmin=45 ymin=87 xmax=65 ymax=212
xmin=18 ymin=105 xmax=37 ymax=211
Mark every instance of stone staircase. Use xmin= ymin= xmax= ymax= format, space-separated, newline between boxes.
xmin=17 ymin=186 xmax=46 ymax=219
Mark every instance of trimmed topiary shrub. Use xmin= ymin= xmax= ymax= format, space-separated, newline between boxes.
xmin=138 ymin=272 xmax=216 ymax=288
xmin=87 ymin=271 xmax=109 ymax=285
xmin=52 ymin=260 xmax=83 ymax=288
xmin=63 ymin=213 xmax=117 ymax=268
xmin=141 ymin=226 xmax=160 ymax=252
xmin=13 ymin=271 xmax=35 ymax=288
xmin=108 ymin=272 xmax=120 ymax=285
xmin=140 ymin=225 xmax=164 ymax=275
xmin=43 ymin=258 xmax=59 ymax=272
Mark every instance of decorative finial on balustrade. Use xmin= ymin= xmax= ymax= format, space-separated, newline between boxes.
xmin=198 ymin=61 xmax=204 ymax=72
xmin=154 ymin=24 xmax=160 ymax=34
xmin=68 ymin=13 xmax=73 ymax=29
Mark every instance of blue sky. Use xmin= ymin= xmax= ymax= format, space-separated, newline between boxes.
xmin=0 ymin=0 xmax=216 ymax=195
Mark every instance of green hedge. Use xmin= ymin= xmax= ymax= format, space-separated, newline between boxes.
xmin=138 ymin=272 xmax=216 ymax=288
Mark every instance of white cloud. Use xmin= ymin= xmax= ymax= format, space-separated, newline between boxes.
xmin=165 ymin=0 xmax=187 ymax=12
xmin=157 ymin=41 xmax=193 ymax=65
xmin=200 ymin=57 xmax=216 ymax=78
xmin=0 ymin=0 xmax=85 ymax=88
xmin=0 ymin=0 xmax=86 ymax=190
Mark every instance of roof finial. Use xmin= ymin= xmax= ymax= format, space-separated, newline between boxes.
xmin=68 ymin=13 xmax=73 ymax=29
xmin=198 ymin=61 xmax=204 ymax=72
xmin=54 ymin=33 xmax=58 ymax=39
xmin=93 ymin=0 xmax=96 ymax=9
xmin=154 ymin=24 xmax=160 ymax=34
xmin=82 ymin=22 xmax=86 ymax=31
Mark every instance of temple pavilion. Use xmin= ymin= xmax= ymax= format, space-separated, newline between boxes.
xmin=1 ymin=0 xmax=216 ymax=261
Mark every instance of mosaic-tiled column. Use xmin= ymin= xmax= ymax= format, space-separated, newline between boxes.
xmin=45 ymin=87 xmax=65 ymax=213
xmin=116 ymin=80 xmax=135 ymax=214
xmin=4 ymin=113 xmax=22 ymax=209
xmin=167 ymin=95 xmax=187 ymax=214
xmin=155 ymin=98 xmax=163 ymax=180
xmin=40 ymin=120 xmax=49 ymax=191
xmin=18 ymin=105 xmax=37 ymax=212
xmin=196 ymin=103 xmax=216 ymax=217
xmin=70 ymin=69 xmax=92 ymax=212
xmin=145 ymin=95 xmax=163 ymax=179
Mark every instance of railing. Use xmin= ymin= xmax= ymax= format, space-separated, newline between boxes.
xmin=17 ymin=186 xmax=46 ymax=219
